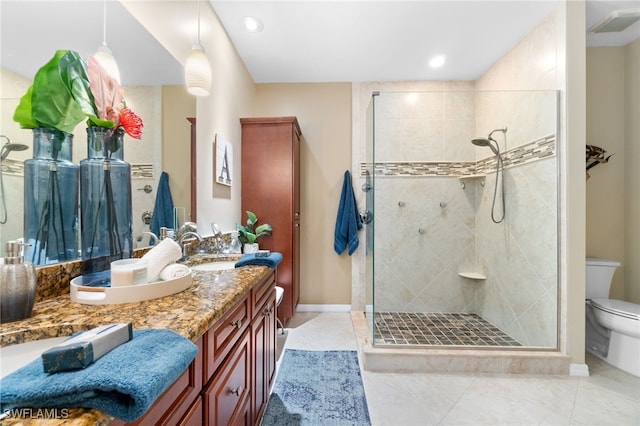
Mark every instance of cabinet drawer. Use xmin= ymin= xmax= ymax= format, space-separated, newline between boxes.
xmin=204 ymin=297 xmax=249 ymax=381
xmin=115 ymin=337 xmax=203 ymax=426
xmin=204 ymin=330 xmax=250 ymax=426
xmin=252 ymin=270 xmax=276 ymax=319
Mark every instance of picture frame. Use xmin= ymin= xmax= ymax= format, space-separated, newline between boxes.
xmin=214 ymin=134 xmax=233 ymax=187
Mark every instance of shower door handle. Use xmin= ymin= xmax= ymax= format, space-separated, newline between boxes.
xmin=360 ymin=210 xmax=373 ymax=225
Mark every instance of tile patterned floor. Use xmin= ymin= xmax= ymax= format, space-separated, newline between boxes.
xmin=276 ymin=311 xmax=640 ymax=426
xmin=372 ymin=311 xmax=521 ymax=347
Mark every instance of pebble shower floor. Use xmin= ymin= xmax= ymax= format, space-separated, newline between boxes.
xmin=373 ymin=312 xmax=522 ymax=347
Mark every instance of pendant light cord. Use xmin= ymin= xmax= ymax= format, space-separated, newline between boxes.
xmin=102 ymin=0 xmax=107 ymax=46
xmin=197 ymin=0 xmax=202 ymax=44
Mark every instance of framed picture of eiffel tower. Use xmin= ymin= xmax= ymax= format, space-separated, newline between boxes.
xmin=214 ymin=134 xmax=233 ymax=187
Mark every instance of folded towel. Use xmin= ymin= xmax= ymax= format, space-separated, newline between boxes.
xmin=334 ymin=170 xmax=363 ymax=256
xmin=141 ymin=238 xmax=182 ymax=282
xmin=159 ymin=263 xmax=191 ymax=281
xmin=150 ymin=172 xmax=175 ymax=238
xmin=235 ymin=252 xmax=283 ymax=269
xmin=0 ymin=329 xmax=198 ymax=422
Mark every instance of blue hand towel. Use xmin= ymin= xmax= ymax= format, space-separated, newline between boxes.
xmin=0 ymin=329 xmax=198 ymax=422
xmin=235 ymin=252 xmax=283 ymax=269
xmin=150 ymin=171 xmax=175 ymax=237
xmin=334 ymin=170 xmax=363 ymax=256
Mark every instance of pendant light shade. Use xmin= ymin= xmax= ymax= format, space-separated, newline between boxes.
xmin=185 ymin=43 xmax=211 ymax=96
xmin=94 ymin=43 xmax=121 ymax=83
xmin=94 ymin=0 xmax=120 ymax=83
xmin=185 ymin=0 xmax=211 ymax=96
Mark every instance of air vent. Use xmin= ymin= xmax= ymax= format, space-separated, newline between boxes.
xmin=589 ymin=8 xmax=640 ymax=33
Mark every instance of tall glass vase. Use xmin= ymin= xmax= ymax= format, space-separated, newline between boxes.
xmin=24 ymin=128 xmax=79 ymax=265
xmin=80 ymin=127 xmax=132 ymax=274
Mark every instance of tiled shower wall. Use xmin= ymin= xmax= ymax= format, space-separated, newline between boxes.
xmin=367 ymin=90 xmax=558 ymax=348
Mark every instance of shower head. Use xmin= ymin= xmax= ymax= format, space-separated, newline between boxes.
xmin=471 ymin=137 xmax=500 ymax=156
xmin=0 ymin=136 xmax=28 ymax=161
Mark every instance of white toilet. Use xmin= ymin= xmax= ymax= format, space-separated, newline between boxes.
xmin=585 ymin=258 xmax=640 ymax=377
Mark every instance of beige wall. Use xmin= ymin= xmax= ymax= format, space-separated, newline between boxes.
xmin=624 ymin=38 xmax=640 ymax=304
xmin=586 ymin=47 xmax=626 ymax=299
xmin=252 ymin=83 xmax=353 ymax=305
xmin=123 ymin=2 xmax=256 ymax=234
xmin=624 ymin=38 xmax=640 ymax=303
xmin=586 ymin=40 xmax=640 ymax=304
xmin=162 ymin=86 xmax=196 ymax=223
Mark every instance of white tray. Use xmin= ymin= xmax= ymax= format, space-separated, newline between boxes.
xmin=70 ymin=270 xmax=192 ymax=305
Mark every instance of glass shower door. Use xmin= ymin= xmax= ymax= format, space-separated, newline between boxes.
xmin=365 ymin=92 xmax=378 ymax=343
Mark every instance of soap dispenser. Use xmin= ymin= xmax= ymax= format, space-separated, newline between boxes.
xmin=0 ymin=241 xmax=37 ymax=323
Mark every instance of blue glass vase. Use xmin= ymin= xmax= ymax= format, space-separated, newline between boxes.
xmin=23 ymin=128 xmax=79 ymax=265
xmin=80 ymin=127 xmax=132 ymax=274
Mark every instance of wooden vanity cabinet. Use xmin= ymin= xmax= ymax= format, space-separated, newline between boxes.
xmin=112 ymin=338 xmax=204 ymax=426
xmin=115 ymin=269 xmax=276 ymax=426
xmin=241 ymin=117 xmax=302 ymax=326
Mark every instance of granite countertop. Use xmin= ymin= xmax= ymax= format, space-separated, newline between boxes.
xmin=0 ymin=255 xmax=270 ymax=425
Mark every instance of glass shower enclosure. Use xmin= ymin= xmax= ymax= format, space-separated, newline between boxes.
xmin=365 ymin=90 xmax=560 ymax=350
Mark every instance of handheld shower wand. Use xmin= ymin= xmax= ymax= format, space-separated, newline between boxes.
xmin=0 ymin=136 xmax=29 ymax=224
xmin=0 ymin=135 xmax=28 ymax=161
xmin=471 ymin=127 xmax=507 ymax=223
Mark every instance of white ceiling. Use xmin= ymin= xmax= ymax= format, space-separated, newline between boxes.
xmin=1 ymin=1 xmax=639 ymax=87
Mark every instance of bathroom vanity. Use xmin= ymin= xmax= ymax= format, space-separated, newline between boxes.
xmin=0 ymin=258 xmax=277 ymax=425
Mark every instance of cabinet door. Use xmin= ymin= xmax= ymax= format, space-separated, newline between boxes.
xmin=204 ymin=330 xmax=250 ymax=426
xmin=178 ymin=396 xmax=202 ymax=426
xmin=251 ymin=290 xmax=276 ymax=423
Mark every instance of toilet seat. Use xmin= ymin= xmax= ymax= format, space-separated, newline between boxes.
xmin=590 ymin=298 xmax=640 ymax=321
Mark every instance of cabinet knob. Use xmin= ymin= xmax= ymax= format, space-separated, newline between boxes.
xmin=230 ymin=319 xmax=243 ymax=329
xmin=263 ymin=308 xmax=273 ymax=317
xmin=230 ymin=386 xmax=243 ymax=396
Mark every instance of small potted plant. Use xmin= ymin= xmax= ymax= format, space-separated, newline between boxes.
xmin=236 ymin=211 xmax=272 ymax=253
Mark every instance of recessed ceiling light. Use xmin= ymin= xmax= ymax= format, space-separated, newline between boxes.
xmin=242 ymin=16 xmax=263 ymax=33
xmin=429 ymin=54 xmax=446 ymax=68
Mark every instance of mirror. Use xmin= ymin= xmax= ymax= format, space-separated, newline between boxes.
xmin=1 ymin=75 xmax=161 ymax=263
xmin=0 ymin=2 xmax=195 ymax=267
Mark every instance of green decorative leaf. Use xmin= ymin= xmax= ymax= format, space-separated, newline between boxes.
xmin=30 ymin=50 xmax=86 ymax=133
xmin=246 ymin=211 xmax=257 ymax=228
xmin=12 ymin=85 xmax=38 ymax=129
xmin=12 ymin=50 xmax=104 ymax=133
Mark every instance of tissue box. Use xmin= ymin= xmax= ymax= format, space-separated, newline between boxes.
xmin=41 ymin=323 xmax=133 ymax=373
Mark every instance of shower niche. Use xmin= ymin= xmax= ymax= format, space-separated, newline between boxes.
xmin=364 ymin=90 xmax=559 ymax=351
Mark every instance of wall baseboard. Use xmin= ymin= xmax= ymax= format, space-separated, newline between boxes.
xmin=296 ymin=304 xmax=351 ymax=312
xmin=570 ymin=363 xmax=590 ymax=377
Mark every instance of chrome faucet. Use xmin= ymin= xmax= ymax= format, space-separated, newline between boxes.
xmin=210 ymin=223 xmax=227 ymax=254
xmin=136 ymin=231 xmax=159 ymax=246
xmin=177 ymin=231 xmax=203 ymax=258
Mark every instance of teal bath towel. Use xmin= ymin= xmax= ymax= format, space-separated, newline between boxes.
xmin=150 ymin=171 xmax=175 ymax=238
xmin=0 ymin=329 xmax=198 ymax=422
xmin=334 ymin=170 xmax=362 ymax=255
xmin=235 ymin=252 xmax=283 ymax=269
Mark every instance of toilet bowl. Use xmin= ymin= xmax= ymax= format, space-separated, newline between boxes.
xmin=585 ymin=258 xmax=640 ymax=377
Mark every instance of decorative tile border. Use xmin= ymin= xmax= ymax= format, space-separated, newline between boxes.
xmin=132 ymin=163 xmax=154 ymax=179
xmin=3 ymin=161 xmax=155 ymax=180
xmin=360 ymin=134 xmax=555 ymax=177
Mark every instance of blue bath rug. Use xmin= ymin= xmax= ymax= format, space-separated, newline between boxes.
xmin=262 ymin=349 xmax=371 ymax=426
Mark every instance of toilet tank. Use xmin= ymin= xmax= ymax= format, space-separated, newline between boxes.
xmin=585 ymin=257 xmax=621 ymax=299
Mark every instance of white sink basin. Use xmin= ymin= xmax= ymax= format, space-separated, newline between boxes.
xmin=190 ymin=261 xmax=237 ymax=272
xmin=1 ymin=336 xmax=69 ymax=378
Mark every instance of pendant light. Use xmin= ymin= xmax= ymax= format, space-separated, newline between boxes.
xmin=94 ymin=0 xmax=121 ymax=83
xmin=185 ymin=0 xmax=212 ymax=96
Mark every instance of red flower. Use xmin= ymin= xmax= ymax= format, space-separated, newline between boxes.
xmin=118 ymin=107 xmax=143 ymax=139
